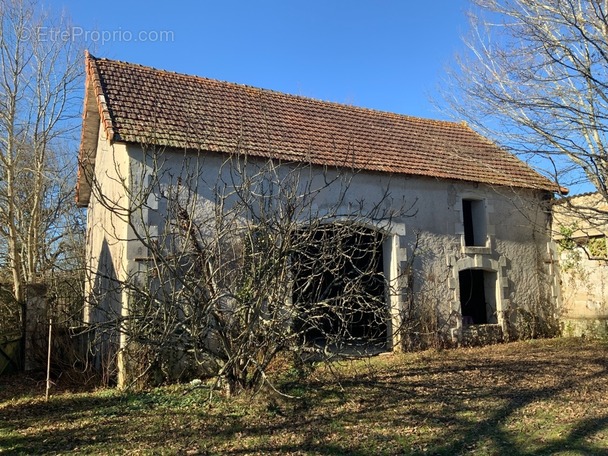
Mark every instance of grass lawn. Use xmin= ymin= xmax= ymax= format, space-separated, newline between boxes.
xmin=1 ymin=337 xmax=608 ymax=455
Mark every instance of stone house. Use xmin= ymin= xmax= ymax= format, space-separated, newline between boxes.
xmin=77 ymin=53 xmax=560 ymax=382
xmin=553 ymin=192 xmax=608 ymax=336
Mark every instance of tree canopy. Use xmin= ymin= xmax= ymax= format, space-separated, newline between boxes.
xmin=447 ymin=0 xmax=608 ymax=199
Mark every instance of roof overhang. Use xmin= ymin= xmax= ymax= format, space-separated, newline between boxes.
xmin=76 ymin=51 xmax=116 ymax=207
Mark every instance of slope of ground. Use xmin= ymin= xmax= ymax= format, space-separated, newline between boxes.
xmin=1 ymin=337 xmax=607 ymax=455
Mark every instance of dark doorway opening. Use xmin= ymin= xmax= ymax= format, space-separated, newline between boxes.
xmin=459 ymin=268 xmax=497 ymax=325
xmin=292 ymin=224 xmax=387 ymax=349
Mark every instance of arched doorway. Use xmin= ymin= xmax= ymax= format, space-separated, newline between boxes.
xmin=291 ymin=222 xmax=388 ymax=349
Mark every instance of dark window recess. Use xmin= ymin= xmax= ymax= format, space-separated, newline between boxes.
xmin=462 ymin=199 xmax=487 ymax=247
xmin=462 ymin=200 xmax=475 ymax=246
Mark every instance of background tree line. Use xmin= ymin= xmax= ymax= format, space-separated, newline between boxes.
xmin=446 ymin=0 xmax=608 ymax=225
xmin=0 ymin=0 xmax=85 ymax=342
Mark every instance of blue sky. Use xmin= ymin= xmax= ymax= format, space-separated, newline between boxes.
xmin=46 ymin=0 xmax=470 ymax=120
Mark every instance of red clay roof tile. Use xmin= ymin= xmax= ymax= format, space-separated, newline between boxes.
xmin=79 ymin=53 xmax=558 ymax=203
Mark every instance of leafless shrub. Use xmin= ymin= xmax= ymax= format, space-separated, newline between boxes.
xmin=87 ymin=150 xmax=411 ymax=393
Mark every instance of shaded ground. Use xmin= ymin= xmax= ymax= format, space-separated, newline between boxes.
xmin=1 ymin=337 xmax=608 ymax=455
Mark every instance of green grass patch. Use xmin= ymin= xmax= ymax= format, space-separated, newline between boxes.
xmin=1 ymin=337 xmax=608 ymax=455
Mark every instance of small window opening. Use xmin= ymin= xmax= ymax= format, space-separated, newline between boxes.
xmin=459 ymin=269 xmax=497 ymax=326
xmin=462 ymin=199 xmax=487 ymax=247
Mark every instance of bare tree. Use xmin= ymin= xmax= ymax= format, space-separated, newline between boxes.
xmin=445 ymin=0 xmax=608 ymax=203
xmin=86 ymin=147 xmax=409 ymax=393
xmin=0 ymin=0 xmax=83 ymax=308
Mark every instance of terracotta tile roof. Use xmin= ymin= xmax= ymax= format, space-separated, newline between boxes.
xmin=77 ymin=52 xmax=559 ymax=205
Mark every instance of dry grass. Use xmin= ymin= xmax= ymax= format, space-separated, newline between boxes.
xmin=1 ymin=337 xmax=608 ymax=455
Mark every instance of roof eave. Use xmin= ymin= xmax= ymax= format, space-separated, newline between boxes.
xmin=76 ymin=52 xmax=115 ymax=207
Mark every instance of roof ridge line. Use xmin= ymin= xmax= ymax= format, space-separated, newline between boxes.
xmin=89 ymin=54 xmax=464 ymax=127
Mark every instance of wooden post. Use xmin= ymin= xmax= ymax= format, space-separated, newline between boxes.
xmin=45 ymin=318 xmax=52 ymax=401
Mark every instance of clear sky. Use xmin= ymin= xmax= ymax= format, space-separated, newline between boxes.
xmin=45 ymin=0 xmax=470 ymax=121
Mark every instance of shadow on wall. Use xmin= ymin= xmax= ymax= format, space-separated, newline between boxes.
xmin=88 ymin=238 xmax=121 ymax=383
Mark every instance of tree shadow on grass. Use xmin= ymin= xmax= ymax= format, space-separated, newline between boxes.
xmin=0 ymin=389 xmax=226 ymax=454
xmin=1 ymin=341 xmax=608 ymax=455
xmin=218 ymin=347 xmax=608 ymax=455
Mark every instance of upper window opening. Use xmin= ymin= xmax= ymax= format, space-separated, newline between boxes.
xmin=462 ymin=199 xmax=487 ymax=247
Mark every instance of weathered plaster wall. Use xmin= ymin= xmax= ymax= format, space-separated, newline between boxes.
xmin=553 ymin=193 xmax=608 ymax=337
xmin=110 ymin=145 xmax=554 ymax=346
xmin=84 ymin=121 xmax=131 ymax=318
xmin=84 ymin=141 xmax=555 ymax=383
xmin=559 ymin=248 xmax=608 ymax=333
xmin=84 ymin=123 xmax=132 ymax=378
